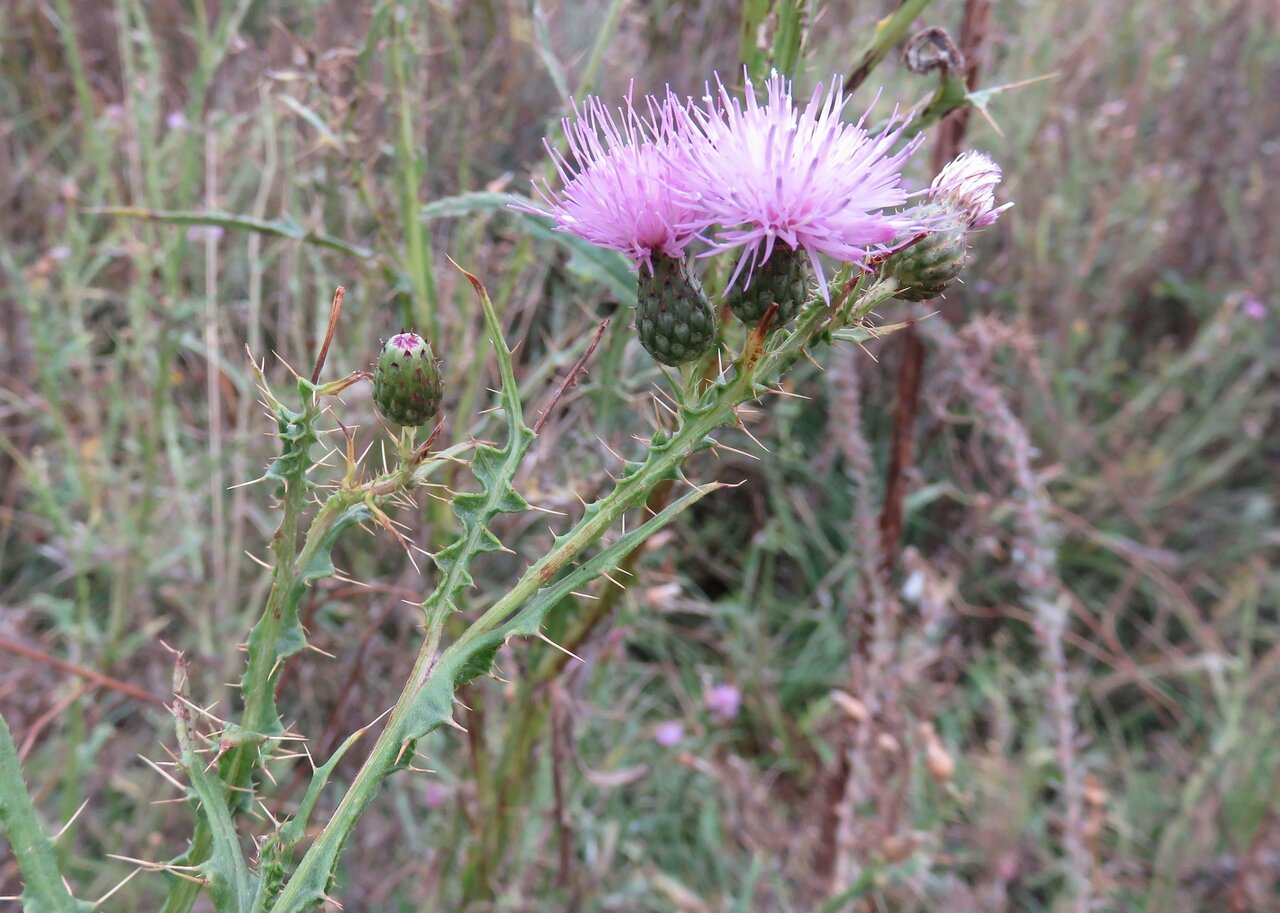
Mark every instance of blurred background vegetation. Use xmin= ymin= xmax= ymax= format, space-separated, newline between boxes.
xmin=1 ymin=0 xmax=1277 ymax=910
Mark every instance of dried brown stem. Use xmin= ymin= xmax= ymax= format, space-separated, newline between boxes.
xmin=534 ymin=319 xmax=610 ymax=435
xmin=0 ymin=634 xmax=167 ymax=709
xmin=310 ymin=286 xmax=345 ymax=385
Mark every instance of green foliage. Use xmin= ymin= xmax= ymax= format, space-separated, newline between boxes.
xmin=0 ymin=715 xmax=92 ymax=913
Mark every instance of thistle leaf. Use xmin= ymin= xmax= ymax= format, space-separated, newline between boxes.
xmin=0 ymin=714 xmax=93 ymax=913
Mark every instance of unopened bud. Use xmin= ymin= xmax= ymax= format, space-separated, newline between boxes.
xmin=727 ymin=246 xmax=810 ymax=326
xmin=636 ymin=253 xmax=718 ymax=365
xmin=889 ymin=215 xmax=968 ymax=301
xmin=373 ymin=332 xmax=443 ymax=427
xmin=889 ymin=150 xmax=1010 ymax=302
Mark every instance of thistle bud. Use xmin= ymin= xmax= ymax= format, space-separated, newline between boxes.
xmin=636 ymin=253 xmax=718 ymax=366
xmin=890 ymin=150 xmax=1011 ymax=301
xmin=373 ymin=332 xmax=442 ymax=427
xmin=888 ymin=215 xmax=968 ymax=301
xmin=727 ymin=246 xmax=810 ymax=326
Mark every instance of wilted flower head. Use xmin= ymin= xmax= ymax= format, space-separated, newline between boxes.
xmin=678 ymin=70 xmax=929 ymax=301
xmin=512 ymin=91 xmax=701 ymax=273
xmin=929 ymin=150 xmax=1012 ymax=229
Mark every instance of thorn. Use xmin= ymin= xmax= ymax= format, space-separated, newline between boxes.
xmin=712 ymin=441 xmax=760 ymax=461
xmin=227 ymin=475 xmax=268 ymax=490
xmin=527 ymin=502 xmax=568 ymax=517
xmin=257 ymin=798 xmax=283 ymax=828
xmin=600 ymin=570 xmax=627 ymax=590
xmin=536 ymin=631 xmax=585 ymax=664
xmin=53 ymin=799 xmax=90 ymax=841
xmin=596 ymin=435 xmax=625 ymax=463
xmin=305 ymin=643 xmax=337 ymax=659
xmin=104 ymin=853 xmax=203 ymax=875
xmin=735 ymin=419 xmax=771 ymax=454
xmin=173 ymin=694 xmax=226 ymax=725
xmin=137 ymin=754 xmax=185 ymax=791
xmin=244 ymin=550 xmax=273 ymax=570
xmin=94 ymin=865 xmax=145 ymax=906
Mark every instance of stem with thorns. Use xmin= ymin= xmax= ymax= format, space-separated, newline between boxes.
xmin=271 ymin=275 xmax=892 ymax=911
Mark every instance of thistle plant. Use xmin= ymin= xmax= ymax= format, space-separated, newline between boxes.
xmin=1 ymin=67 xmax=1009 ymax=912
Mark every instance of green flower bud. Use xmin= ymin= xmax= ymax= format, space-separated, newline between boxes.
xmin=727 ymin=246 xmax=810 ymax=326
xmin=636 ymin=253 xmax=718 ymax=366
xmin=372 ymin=332 xmax=443 ymax=427
xmin=888 ymin=216 xmax=968 ymax=302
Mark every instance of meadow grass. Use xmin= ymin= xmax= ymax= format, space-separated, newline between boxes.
xmin=1 ymin=1 xmax=1277 ymax=910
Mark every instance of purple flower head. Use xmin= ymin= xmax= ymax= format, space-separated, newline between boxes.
xmin=1241 ymin=297 xmax=1267 ymax=322
xmin=423 ymin=782 xmax=450 ymax=809
xmin=512 ymin=90 xmax=701 ymax=273
xmin=653 ymin=720 xmax=685 ymax=747
xmin=678 ymin=70 xmax=929 ymax=302
xmin=929 ymin=150 xmax=1012 ymax=229
xmin=705 ymin=683 xmax=742 ymax=722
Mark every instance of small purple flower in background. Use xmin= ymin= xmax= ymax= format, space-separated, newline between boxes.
xmin=423 ymin=782 xmax=450 ymax=809
xmin=165 ymin=110 xmax=189 ymax=131
xmin=929 ymin=150 xmax=1012 ymax=229
xmin=705 ymin=683 xmax=741 ymax=722
xmin=677 ymin=70 xmax=928 ymax=301
xmin=653 ymin=720 xmax=685 ymax=747
xmin=511 ymin=91 xmax=701 ymax=274
xmin=1241 ymin=297 xmax=1267 ymax=322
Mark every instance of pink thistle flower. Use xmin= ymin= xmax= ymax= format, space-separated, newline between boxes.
xmin=653 ymin=720 xmax=685 ymax=747
xmin=929 ymin=150 xmax=1012 ymax=229
xmin=512 ymin=91 xmax=701 ymax=273
xmin=705 ymin=683 xmax=742 ymax=722
xmin=678 ymin=70 xmax=929 ymax=302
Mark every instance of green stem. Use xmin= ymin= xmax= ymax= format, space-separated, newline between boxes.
xmin=390 ymin=3 xmax=440 ymax=336
xmin=272 ymin=290 xmax=850 ymax=911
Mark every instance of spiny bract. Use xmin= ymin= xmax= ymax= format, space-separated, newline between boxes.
xmin=726 ymin=246 xmax=811 ymax=326
xmin=636 ymin=254 xmax=718 ymax=366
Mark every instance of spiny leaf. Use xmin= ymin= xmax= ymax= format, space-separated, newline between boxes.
xmin=173 ymin=690 xmax=256 ymax=913
xmin=424 ymin=267 xmax=536 ymax=617
xmin=0 ymin=714 xmax=93 ymax=913
xmin=401 ymin=482 xmax=720 ymax=741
